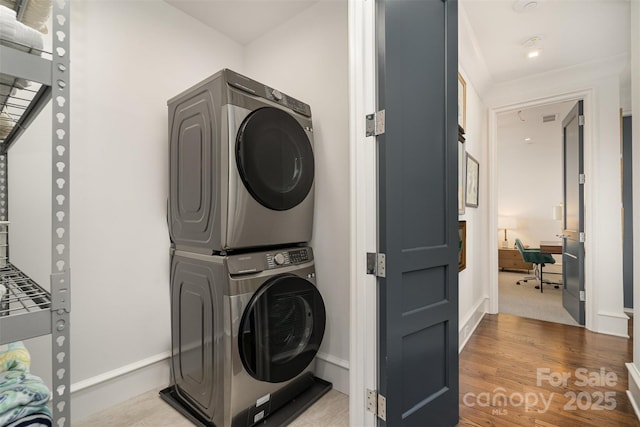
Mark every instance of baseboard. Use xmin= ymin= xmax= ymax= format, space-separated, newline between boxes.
xmin=71 ymin=352 xmax=171 ymax=422
xmin=626 ymin=363 xmax=640 ymax=421
xmin=595 ymin=311 xmax=630 ymax=338
xmin=459 ymin=297 xmax=488 ymax=352
xmin=315 ymin=352 xmax=349 ymax=395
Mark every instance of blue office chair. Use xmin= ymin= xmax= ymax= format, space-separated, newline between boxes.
xmin=514 ymin=238 xmax=560 ymax=293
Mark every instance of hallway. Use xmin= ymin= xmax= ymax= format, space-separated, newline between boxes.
xmin=459 ymin=314 xmax=639 ymax=426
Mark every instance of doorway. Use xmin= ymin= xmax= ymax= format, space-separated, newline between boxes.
xmin=495 ymin=100 xmax=579 ymax=326
xmin=487 ymin=90 xmax=600 ymax=332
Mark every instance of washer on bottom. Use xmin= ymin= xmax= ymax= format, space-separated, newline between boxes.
xmin=170 ymin=246 xmax=325 ymax=427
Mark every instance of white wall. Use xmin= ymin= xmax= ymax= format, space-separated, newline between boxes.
xmin=458 ymin=3 xmax=491 ymax=350
xmin=10 ymin=0 xmax=245 ymax=420
xmin=244 ymin=0 xmax=350 ymax=394
xmin=69 ymin=0 xmax=244 ymax=378
xmin=456 ymin=68 xmax=490 ymax=348
xmin=497 ymin=102 xmax=572 ymax=248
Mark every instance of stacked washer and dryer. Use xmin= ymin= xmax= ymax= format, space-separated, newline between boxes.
xmin=164 ymin=69 xmax=329 ymax=427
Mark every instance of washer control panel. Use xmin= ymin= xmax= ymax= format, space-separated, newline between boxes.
xmin=266 ymin=248 xmax=312 ymax=269
xmin=227 ymin=246 xmax=313 ymax=275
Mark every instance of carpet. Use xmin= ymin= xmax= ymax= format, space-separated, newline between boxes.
xmin=498 ymin=271 xmax=580 ymax=326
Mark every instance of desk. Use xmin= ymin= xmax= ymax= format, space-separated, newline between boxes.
xmin=540 ymin=241 xmax=562 ymax=254
xmin=498 ymin=248 xmax=533 ymax=272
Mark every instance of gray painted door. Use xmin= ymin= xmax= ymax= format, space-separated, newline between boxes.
xmin=622 ymin=116 xmax=633 ymax=309
xmin=376 ymin=0 xmax=459 ymax=425
xmin=562 ymin=101 xmax=585 ymax=325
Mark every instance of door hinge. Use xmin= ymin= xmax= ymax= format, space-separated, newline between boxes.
xmin=580 ymin=290 xmax=586 ymax=302
xmin=366 ymin=110 xmax=385 ymax=137
xmin=367 ymin=389 xmax=387 ymax=421
xmin=579 ymin=232 xmax=585 ymax=243
xmin=366 ymin=253 xmax=386 ymax=278
xmin=579 ymin=174 xmax=585 ymax=184
xmin=579 ymin=115 xmax=585 ymax=126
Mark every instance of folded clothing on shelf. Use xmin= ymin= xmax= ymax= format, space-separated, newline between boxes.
xmin=0 ymin=0 xmax=52 ymax=34
xmin=0 ymin=5 xmax=44 ymax=54
xmin=0 ymin=371 xmax=52 ymax=426
xmin=3 ymin=412 xmax=52 ymax=427
xmin=0 ymin=342 xmax=51 ymax=426
xmin=0 ymin=4 xmax=16 ymax=41
xmin=0 ymin=342 xmax=31 ymax=373
xmin=0 ymin=110 xmax=14 ymax=140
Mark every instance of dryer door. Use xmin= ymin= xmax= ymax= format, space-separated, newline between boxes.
xmin=236 ymin=107 xmax=314 ymax=211
xmin=239 ymin=274 xmax=325 ymax=383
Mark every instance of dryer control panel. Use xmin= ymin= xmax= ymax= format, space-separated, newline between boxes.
xmin=224 ymin=69 xmax=312 ymax=117
xmin=227 ymin=247 xmax=314 ymax=275
xmin=263 ymin=87 xmax=312 ymax=118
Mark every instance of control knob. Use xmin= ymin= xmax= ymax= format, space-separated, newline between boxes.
xmin=271 ymin=89 xmax=283 ymax=101
xmin=274 ymin=253 xmax=286 ymax=265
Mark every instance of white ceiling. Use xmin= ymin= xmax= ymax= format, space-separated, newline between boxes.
xmin=461 ymin=0 xmax=630 ymax=84
xmin=165 ymin=0 xmax=630 ymax=87
xmin=497 ymin=100 xmax=574 ymax=136
xmin=165 ymin=0 xmax=318 ymax=45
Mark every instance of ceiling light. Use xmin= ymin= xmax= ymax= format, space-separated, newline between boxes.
xmin=527 ymin=49 xmax=541 ymax=59
xmin=524 ymin=137 xmax=533 ymax=143
xmin=523 ymin=35 xmax=544 ymax=59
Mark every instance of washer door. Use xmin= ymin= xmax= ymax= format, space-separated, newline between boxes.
xmin=236 ymin=107 xmax=314 ymax=211
xmin=239 ymin=274 xmax=326 ymax=383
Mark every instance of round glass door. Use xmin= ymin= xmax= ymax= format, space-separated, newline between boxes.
xmin=239 ymin=274 xmax=326 ymax=383
xmin=236 ymin=107 xmax=314 ymax=211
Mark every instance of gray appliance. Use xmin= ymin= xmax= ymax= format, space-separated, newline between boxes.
xmin=170 ymin=246 xmax=326 ymax=427
xmin=168 ymin=69 xmax=315 ymax=253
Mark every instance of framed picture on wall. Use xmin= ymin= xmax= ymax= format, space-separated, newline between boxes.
xmin=465 ymin=152 xmax=479 ymax=208
xmin=458 ymin=72 xmax=466 ymax=131
xmin=458 ymin=220 xmax=466 ymax=272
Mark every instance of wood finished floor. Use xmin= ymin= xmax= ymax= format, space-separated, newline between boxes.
xmin=459 ymin=313 xmax=639 ymax=427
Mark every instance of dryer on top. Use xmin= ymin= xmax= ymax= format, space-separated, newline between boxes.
xmin=168 ymin=69 xmax=315 ymax=253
